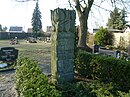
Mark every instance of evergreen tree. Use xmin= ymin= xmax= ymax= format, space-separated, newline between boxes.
xmin=107 ymin=7 xmax=127 ymax=30
xmin=120 ymin=8 xmax=128 ymax=29
xmin=2 ymin=26 xmax=8 ymax=32
xmin=31 ymin=1 xmax=42 ymax=39
xmin=107 ymin=7 xmax=120 ymax=29
xmin=0 ymin=24 xmax=2 ymax=31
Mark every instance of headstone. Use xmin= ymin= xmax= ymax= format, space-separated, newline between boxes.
xmin=51 ymin=8 xmax=76 ymax=84
xmin=114 ymin=50 xmax=120 ymax=58
xmin=10 ymin=39 xmax=15 ymax=45
xmin=15 ymin=36 xmax=18 ymax=44
xmin=93 ymin=44 xmax=99 ymax=53
xmin=0 ymin=47 xmax=18 ymax=63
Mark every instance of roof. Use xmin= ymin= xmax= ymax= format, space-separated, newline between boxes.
xmin=27 ymin=28 xmax=33 ymax=33
xmin=9 ymin=26 xmax=23 ymax=32
xmin=27 ymin=28 xmax=44 ymax=33
xmin=46 ymin=26 xmax=52 ymax=32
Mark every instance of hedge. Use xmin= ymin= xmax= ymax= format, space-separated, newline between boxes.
xmin=75 ymin=50 xmax=130 ymax=91
xmin=15 ymin=57 xmax=61 ymax=97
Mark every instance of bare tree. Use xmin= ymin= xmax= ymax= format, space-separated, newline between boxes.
xmin=68 ymin=0 xmax=130 ymax=49
xmin=71 ymin=0 xmax=94 ymax=48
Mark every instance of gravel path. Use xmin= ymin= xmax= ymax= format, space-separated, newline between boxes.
xmin=0 ymin=70 xmax=17 ymax=97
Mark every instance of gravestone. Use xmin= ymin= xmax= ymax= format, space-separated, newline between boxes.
xmin=114 ymin=50 xmax=120 ymax=58
xmin=0 ymin=47 xmax=18 ymax=63
xmin=93 ymin=44 xmax=99 ymax=53
xmin=51 ymin=8 xmax=76 ymax=84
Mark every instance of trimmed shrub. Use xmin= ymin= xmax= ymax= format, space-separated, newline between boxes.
xmin=57 ymin=82 xmax=96 ymax=97
xmin=75 ymin=50 xmax=95 ymax=78
xmin=81 ymin=81 xmax=130 ymax=97
xmin=15 ymin=57 xmax=61 ymax=97
xmin=75 ymin=50 xmax=130 ymax=91
xmin=58 ymin=80 xmax=130 ymax=97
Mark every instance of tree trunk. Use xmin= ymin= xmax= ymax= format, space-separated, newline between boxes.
xmin=35 ymin=31 xmax=37 ymax=39
xmin=78 ymin=14 xmax=88 ymax=47
xmin=73 ymin=0 xmax=94 ymax=49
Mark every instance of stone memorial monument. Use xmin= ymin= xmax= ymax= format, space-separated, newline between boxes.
xmin=0 ymin=47 xmax=18 ymax=64
xmin=51 ymin=8 xmax=76 ymax=84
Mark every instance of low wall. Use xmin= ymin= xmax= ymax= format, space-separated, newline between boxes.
xmin=0 ymin=32 xmax=34 ymax=39
xmin=113 ymin=32 xmax=130 ymax=48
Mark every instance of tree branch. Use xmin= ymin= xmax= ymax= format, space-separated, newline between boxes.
xmin=84 ymin=0 xmax=94 ymax=15
xmin=79 ymin=0 xmax=87 ymax=5
xmin=68 ymin=0 xmax=75 ymax=10
xmin=120 ymin=0 xmax=128 ymax=12
xmin=15 ymin=0 xmax=37 ymax=2
xmin=74 ymin=0 xmax=82 ymax=16
xmin=93 ymin=3 xmax=112 ymax=12
xmin=93 ymin=2 xmax=130 ymax=14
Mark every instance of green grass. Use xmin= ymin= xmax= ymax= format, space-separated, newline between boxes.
xmin=0 ymin=40 xmax=51 ymax=65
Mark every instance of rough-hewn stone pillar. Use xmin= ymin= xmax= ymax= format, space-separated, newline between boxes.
xmin=51 ymin=8 xmax=76 ymax=84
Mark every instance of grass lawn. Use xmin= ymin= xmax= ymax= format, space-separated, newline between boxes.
xmin=0 ymin=40 xmax=51 ymax=72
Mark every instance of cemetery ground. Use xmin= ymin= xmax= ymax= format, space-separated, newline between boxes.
xmin=0 ymin=39 xmax=51 ymax=71
xmin=1 ymin=40 xmax=130 ymax=97
xmin=0 ymin=39 xmax=51 ymax=97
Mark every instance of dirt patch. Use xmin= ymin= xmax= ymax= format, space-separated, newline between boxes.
xmin=0 ymin=70 xmax=17 ymax=97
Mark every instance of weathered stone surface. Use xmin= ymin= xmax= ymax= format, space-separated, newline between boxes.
xmin=51 ymin=8 xmax=76 ymax=33
xmin=0 ymin=47 xmax=18 ymax=62
xmin=51 ymin=8 xmax=76 ymax=84
xmin=56 ymin=73 xmax=74 ymax=84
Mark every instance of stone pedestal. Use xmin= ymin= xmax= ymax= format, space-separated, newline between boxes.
xmin=51 ymin=8 xmax=76 ymax=84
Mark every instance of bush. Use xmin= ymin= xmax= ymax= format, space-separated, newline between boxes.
xmin=75 ymin=50 xmax=94 ymax=78
xmin=57 ymin=82 xmax=95 ymax=97
xmin=15 ymin=57 xmax=61 ymax=97
xmin=94 ymin=27 xmax=114 ymax=46
xmin=58 ymin=80 xmax=130 ymax=97
xmin=75 ymin=50 xmax=130 ymax=91
xmin=81 ymin=81 xmax=130 ymax=97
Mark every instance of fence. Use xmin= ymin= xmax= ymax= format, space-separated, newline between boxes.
xmin=0 ymin=32 xmax=34 ymax=39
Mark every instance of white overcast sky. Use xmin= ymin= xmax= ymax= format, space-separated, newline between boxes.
xmin=0 ymin=0 xmax=129 ymax=32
